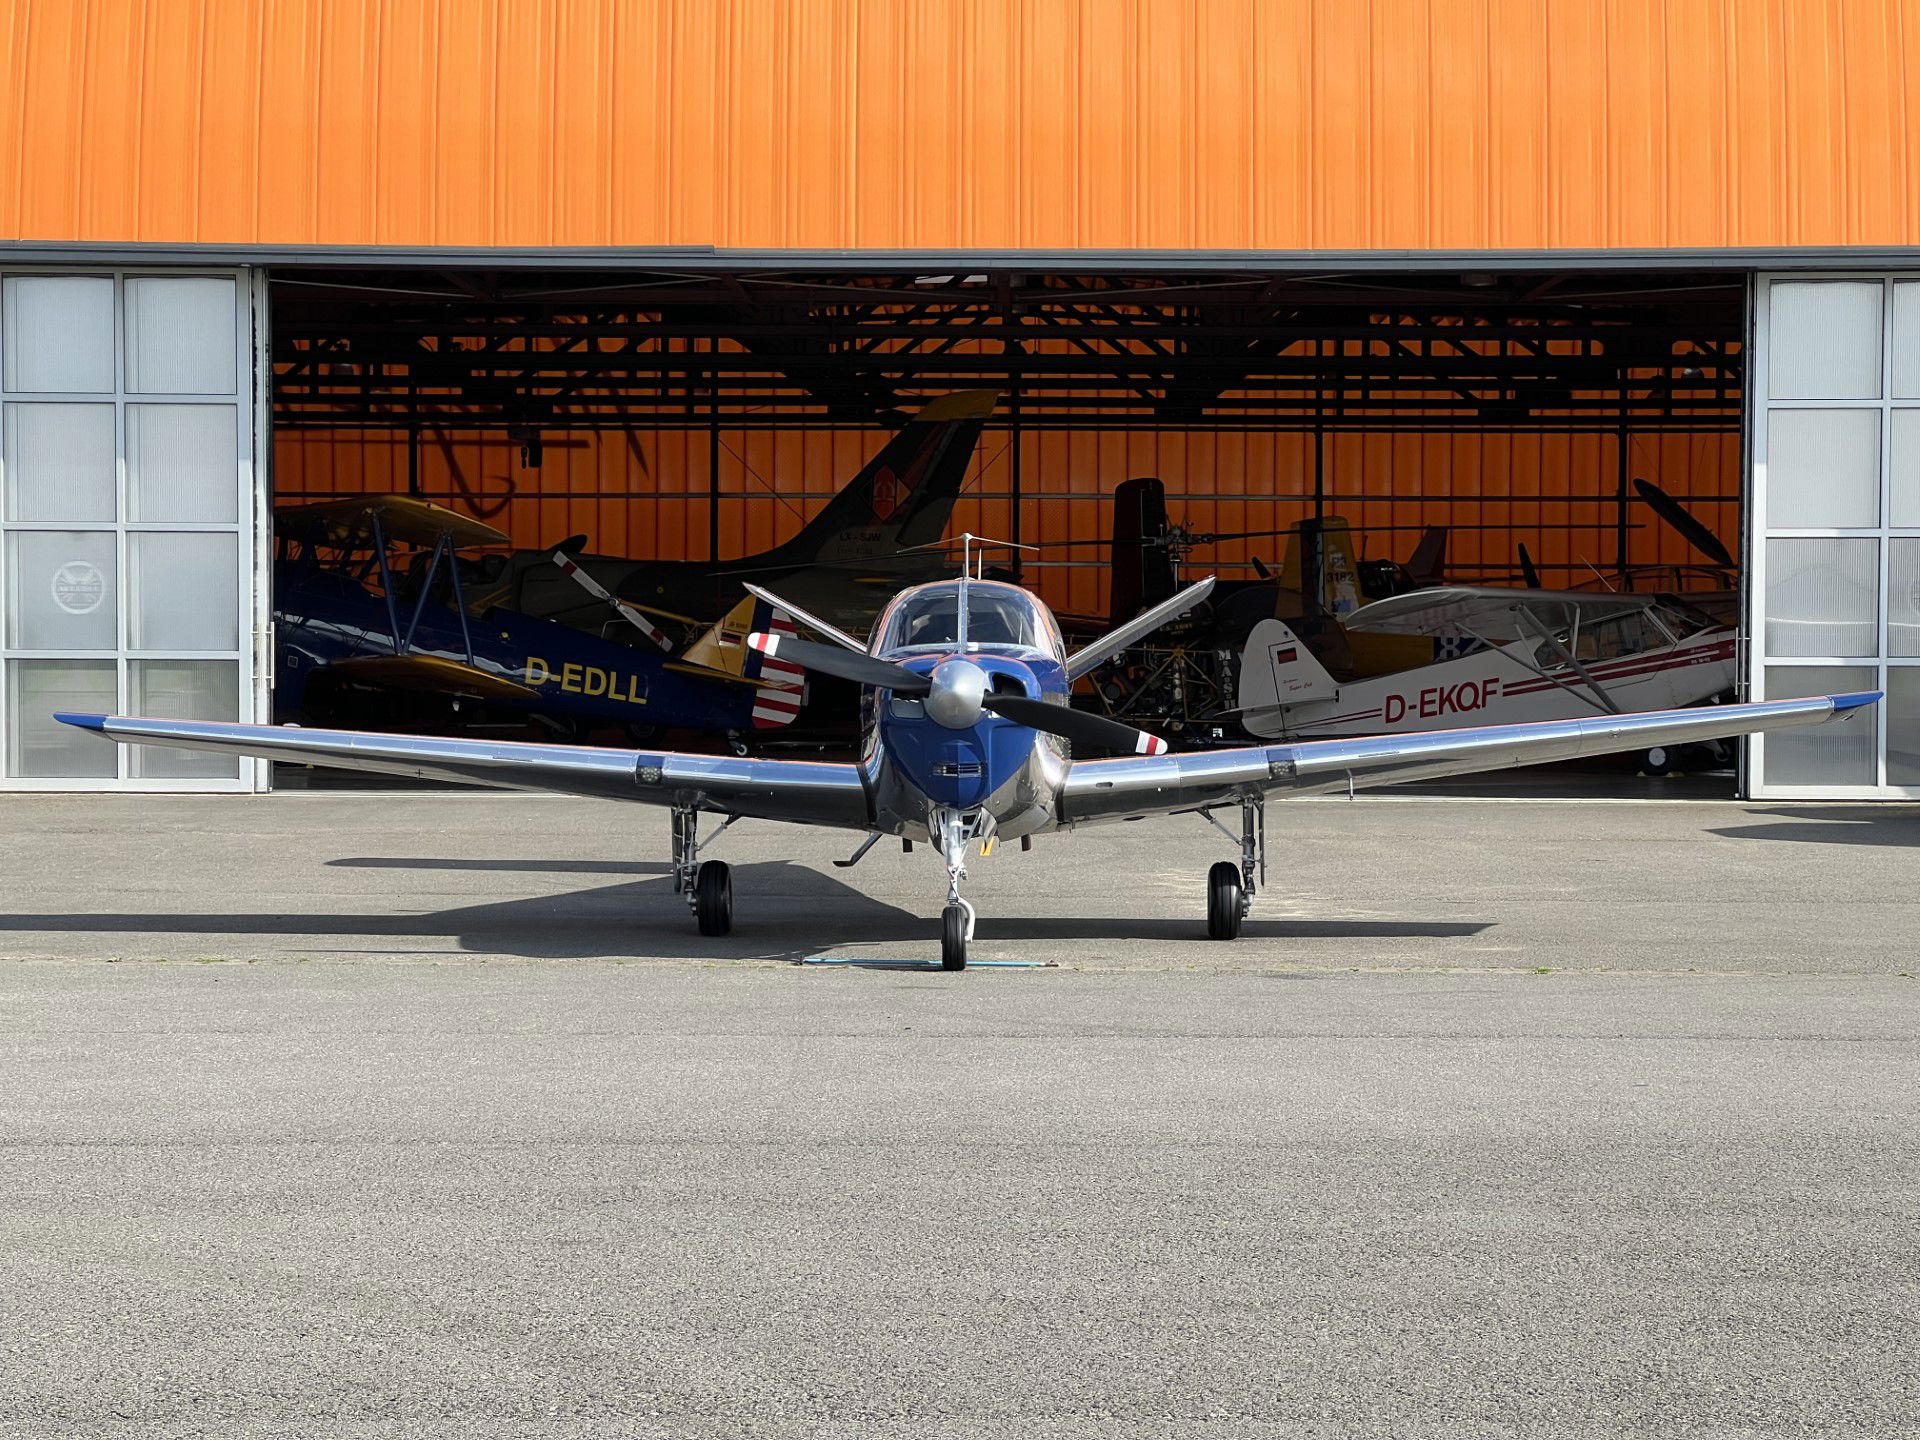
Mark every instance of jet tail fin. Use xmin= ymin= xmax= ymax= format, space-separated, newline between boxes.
xmin=779 ymin=391 xmax=995 ymax=563
xmin=1238 ymin=619 xmax=1339 ymax=718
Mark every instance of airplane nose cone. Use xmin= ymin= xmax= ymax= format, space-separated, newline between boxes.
xmin=925 ymin=658 xmax=989 ymax=729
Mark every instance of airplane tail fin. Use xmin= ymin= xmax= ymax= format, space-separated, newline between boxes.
xmin=1406 ymin=526 xmax=1448 ymax=586
xmin=683 ymin=594 xmax=807 ymax=729
xmin=1108 ymin=476 xmax=1177 ymax=629
xmin=781 ymin=391 xmax=996 ymax=563
xmin=1238 ymin=619 xmax=1339 ymax=723
xmin=1277 ymin=518 xmax=1365 ymax=619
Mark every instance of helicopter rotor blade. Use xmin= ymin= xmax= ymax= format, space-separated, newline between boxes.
xmin=1633 ymin=478 xmax=1735 ymax=568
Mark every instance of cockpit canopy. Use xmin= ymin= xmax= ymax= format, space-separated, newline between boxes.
xmin=874 ymin=580 xmax=1063 ymax=659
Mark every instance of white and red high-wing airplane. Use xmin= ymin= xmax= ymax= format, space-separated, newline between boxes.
xmin=1238 ymin=587 xmax=1737 ymax=759
xmin=60 ymin=568 xmax=1871 ymax=970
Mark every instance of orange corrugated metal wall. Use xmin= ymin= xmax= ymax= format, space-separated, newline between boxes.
xmin=4 ymin=0 xmax=1919 ymax=250
xmin=272 ymin=425 xmax=1738 ymax=618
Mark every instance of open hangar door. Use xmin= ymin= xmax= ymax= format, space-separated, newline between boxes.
xmin=265 ymin=262 xmax=1744 ymax=795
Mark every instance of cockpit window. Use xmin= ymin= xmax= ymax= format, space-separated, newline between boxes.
xmin=875 ymin=583 xmax=1058 ymax=656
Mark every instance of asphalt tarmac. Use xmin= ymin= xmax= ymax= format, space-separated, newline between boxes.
xmin=2 ymin=793 xmax=1917 ymax=1437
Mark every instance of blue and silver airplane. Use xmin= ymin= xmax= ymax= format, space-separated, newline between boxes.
xmin=60 ymin=549 xmax=1876 ymax=970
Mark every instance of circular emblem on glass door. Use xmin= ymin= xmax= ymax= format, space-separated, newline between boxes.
xmin=50 ymin=561 xmax=106 ymax=615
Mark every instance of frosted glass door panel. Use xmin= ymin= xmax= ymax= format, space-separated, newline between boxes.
xmin=7 ymin=660 xmax=117 ymax=777
xmin=1889 ymin=540 xmax=1920 ymax=656
xmin=3 ymin=403 xmax=116 ymax=521
xmin=129 ymin=532 xmax=238 ymax=650
xmin=1895 ymin=283 xmax=1920 ymax=398
xmin=1768 ymin=282 xmax=1884 ymax=399
xmin=2 ymin=277 xmax=114 ymax=393
xmin=1885 ymin=668 xmax=1920 ymax=786
xmin=1892 ymin=410 xmax=1920 ymax=527
xmin=127 ymin=405 xmax=238 ymax=522
xmin=1765 ymin=409 xmax=1880 ymax=529
xmin=130 ymin=659 xmax=239 ymax=779
xmin=6 ymin=530 xmax=117 ymax=649
xmin=124 ymin=277 xmax=237 ymax=395
xmin=1763 ymin=538 xmax=1879 ymax=657
xmin=1763 ymin=666 xmax=1879 ymax=787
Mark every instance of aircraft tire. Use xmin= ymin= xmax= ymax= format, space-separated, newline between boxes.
xmin=1206 ymin=861 xmax=1244 ymax=941
xmin=695 ymin=860 xmax=733 ymax=936
xmin=941 ymin=904 xmax=968 ymax=970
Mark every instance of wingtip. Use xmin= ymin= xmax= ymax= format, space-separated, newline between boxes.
xmin=746 ymin=631 xmax=776 ymax=655
xmin=53 ymin=711 xmax=109 ymax=732
xmin=1829 ymin=690 xmax=1883 ymax=714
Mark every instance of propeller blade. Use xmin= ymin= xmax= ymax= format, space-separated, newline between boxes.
xmin=746 ymin=631 xmax=930 ymax=694
xmin=1517 ymin=542 xmax=1542 ymax=589
xmin=980 ymin=694 xmax=1169 ymax=756
xmin=1634 ymin=478 xmax=1735 ymax=567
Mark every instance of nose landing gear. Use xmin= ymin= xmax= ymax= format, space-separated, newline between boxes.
xmin=931 ymin=807 xmax=990 ymax=970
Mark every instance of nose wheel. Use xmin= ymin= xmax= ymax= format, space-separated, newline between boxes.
xmin=941 ymin=901 xmax=971 ymax=970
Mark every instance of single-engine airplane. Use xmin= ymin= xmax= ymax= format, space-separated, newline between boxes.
xmin=1237 ymin=586 xmax=1737 ymax=769
xmin=59 ymin=544 xmax=1874 ymax=970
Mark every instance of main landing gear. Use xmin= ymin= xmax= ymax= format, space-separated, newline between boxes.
xmin=1203 ymin=796 xmax=1264 ymax=941
xmin=673 ymin=807 xmax=737 ymax=936
xmin=931 ymin=807 xmax=989 ymax=970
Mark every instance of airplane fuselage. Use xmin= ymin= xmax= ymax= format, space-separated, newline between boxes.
xmin=274 ymin=565 xmax=761 ymax=735
xmin=1247 ymin=628 xmax=1737 ymax=741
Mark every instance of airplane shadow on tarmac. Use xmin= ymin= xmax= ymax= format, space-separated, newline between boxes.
xmin=1709 ymin=806 xmax=1920 ymax=850
xmin=328 ymin=856 xmax=672 ymax=876
xmin=0 ymin=860 xmax=1490 ymax=964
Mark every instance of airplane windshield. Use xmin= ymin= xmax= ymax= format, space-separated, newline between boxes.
xmin=876 ymin=584 xmax=1055 ymax=654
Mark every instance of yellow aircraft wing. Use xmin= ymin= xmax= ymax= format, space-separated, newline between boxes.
xmin=325 ymin=654 xmax=537 ymax=702
xmin=277 ymin=495 xmax=511 ymax=551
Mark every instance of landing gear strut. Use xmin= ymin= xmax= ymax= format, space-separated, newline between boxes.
xmin=673 ymin=806 xmax=736 ymax=936
xmin=931 ymin=807 xmax=988 ymax=970
xmin=1203 ymin=796 xmax=1264 ymax=941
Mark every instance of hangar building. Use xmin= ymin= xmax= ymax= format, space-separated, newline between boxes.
xmin=1 ymin=0 xmax=1917 ymax=797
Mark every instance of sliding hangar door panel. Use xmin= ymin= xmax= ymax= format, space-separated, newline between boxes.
xmin=1751 ymin=276 xmax=1920 ymax=798
xmin=0 ymin=269 xmax=266 ymax=790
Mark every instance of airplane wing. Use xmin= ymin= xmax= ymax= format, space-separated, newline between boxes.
xmin=55 ymin=714 xmax=871 ymax=829
xmin=276 ymin=495 xmax=512 ymax=551
xmin=1059 ymin=692 xmax=1876 ymax=824
xmin=324 ymin=654 xmax=539 ymax=703
xmin=1344 ymin=585 xmax=1663 ymax=637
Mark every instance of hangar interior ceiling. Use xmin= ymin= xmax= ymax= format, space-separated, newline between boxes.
xmin=270 ymin=266 xmax=1744 ymax=619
